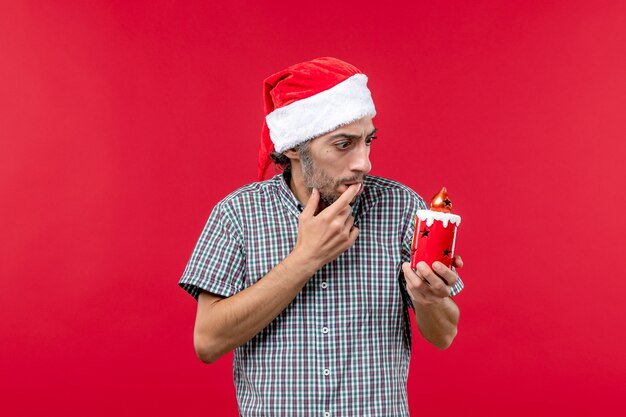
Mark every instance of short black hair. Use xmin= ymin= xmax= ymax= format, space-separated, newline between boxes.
xmin=269 ymin=141 xmax=311 ymax=173
xmin=269 ymin=150 xmax=291 ymax=172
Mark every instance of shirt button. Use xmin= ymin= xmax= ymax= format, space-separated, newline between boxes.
xmin=321 ymin=282 xmax=328 ymax=289
xmin=322 ymin=326 xmax=329 ymax=334
xmin=324 ymin=413 xmax=330 ymax=417
xmin=323 ymin=368 xmax=330 ymax=376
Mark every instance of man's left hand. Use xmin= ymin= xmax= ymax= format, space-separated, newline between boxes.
xmin=402 ymin=255 xmax=463 ymax=306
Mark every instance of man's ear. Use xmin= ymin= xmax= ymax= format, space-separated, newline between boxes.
xmin=284 ymin=148 xmax=299 ymax=160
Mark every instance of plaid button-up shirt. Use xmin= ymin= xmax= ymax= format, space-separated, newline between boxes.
xmin=179 ymin=173 xmax=464 ymax=417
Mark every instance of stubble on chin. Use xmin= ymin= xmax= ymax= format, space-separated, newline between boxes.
xmin=304 ymin=179 xmax=338 ymax=206
xmin=318 ymin=190 xmax=338 ymax=206
xmin=304 ymin=173 xmax=367 ymax=207
xmin=299 ymin=144 xmax=366 ymax=207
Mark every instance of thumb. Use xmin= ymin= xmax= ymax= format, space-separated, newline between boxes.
xmin=301 ymin=188 xmax=320 ymax=218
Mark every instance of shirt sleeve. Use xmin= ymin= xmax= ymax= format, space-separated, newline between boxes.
xmin=178 ymin=202 xmax=246 ymax=301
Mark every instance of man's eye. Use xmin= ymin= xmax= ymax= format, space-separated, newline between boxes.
xmin=336 ymin=142 xmax=350 ymax=150
xmin=366 ymin=136 xmax=378 ymax=145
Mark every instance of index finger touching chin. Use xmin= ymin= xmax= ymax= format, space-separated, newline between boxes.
xmin=331 ymin=183 xmax=361 ymax=208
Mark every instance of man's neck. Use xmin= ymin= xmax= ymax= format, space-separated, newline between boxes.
xmin=287 ymin=166 xmax=309 ymax=207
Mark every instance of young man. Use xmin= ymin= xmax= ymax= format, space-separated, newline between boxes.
xmin=179 ymin=57 xmax=464 ymax=417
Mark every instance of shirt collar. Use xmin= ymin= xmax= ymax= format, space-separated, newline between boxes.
xmin=275 ymin=172 xmax=305 ymax=217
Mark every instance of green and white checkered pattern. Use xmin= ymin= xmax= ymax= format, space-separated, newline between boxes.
xmin=180 ymin=174 xmax=464 ymax=417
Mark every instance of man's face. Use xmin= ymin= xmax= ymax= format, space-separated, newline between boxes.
xmin=298 ymin=117 xmax=377 ymax=205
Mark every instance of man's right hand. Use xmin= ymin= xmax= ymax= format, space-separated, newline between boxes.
xmin=293 ymin=184 xmax=361 ymax=273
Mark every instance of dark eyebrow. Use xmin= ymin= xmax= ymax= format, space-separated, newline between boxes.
xmin=328 ymin=127 xmax=378 ymax=141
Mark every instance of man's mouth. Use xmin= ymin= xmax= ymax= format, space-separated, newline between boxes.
xmin=342 ymin=181 xmax=365 ymax=195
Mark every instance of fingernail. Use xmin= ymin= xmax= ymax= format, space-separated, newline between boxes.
xmin=418 ymin=262 xmax=428 ymax=273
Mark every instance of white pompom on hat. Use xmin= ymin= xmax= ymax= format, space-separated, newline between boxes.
xmin=258 ymin=57 xmax=376 ymax=180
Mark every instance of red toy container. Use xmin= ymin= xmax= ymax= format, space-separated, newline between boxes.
xmin=410 ymin=209 xmax=461 ymax=269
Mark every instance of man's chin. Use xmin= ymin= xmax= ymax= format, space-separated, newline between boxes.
xmin=320 ymin=191 xmax=360 ymax=207
xmin=316 ymin=181 xmax=365 ymax=206
xmin=319 ymin=192 xmax=338 ymax=207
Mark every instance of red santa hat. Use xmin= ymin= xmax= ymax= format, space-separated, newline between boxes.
xmin=258 ymin=57 xmax=377 ymax=181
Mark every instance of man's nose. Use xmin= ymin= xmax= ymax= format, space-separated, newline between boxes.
xmin=350 ymin=142 xmax=372 ymax=174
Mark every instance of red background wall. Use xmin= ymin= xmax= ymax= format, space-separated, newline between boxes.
xmin=2 ymin=1 xmax=625 ymax=415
